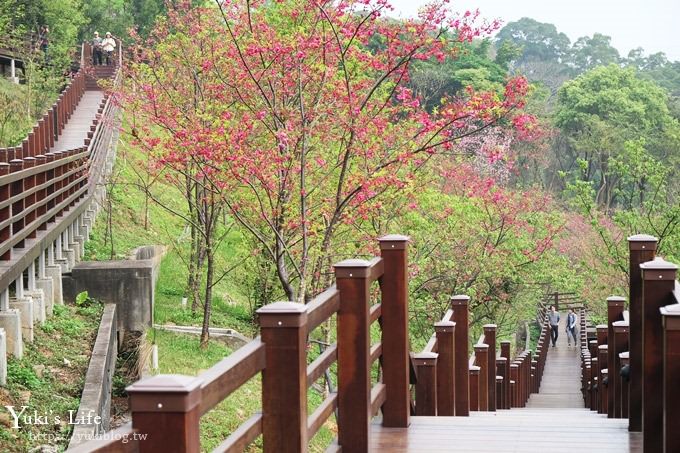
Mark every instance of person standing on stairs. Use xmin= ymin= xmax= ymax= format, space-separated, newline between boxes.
xmin=102 ymin=32 xmax=116 ymax=66
xmin=92 ymin=32 xmax=103 ymax=65
xmin=566 ymin=308 xmax=578 ymax=346
xmin=548 ymin=305 xmax=560 ymax=347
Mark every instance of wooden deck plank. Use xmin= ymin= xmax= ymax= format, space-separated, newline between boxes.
xmin=370 ymin=312 xmax=641 ymax=451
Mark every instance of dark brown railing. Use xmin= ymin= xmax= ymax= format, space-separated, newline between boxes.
xmin=0 ymin=43 xmax=122 ymax=316
xmin=579 ymin=235 xmax=679 ymax=453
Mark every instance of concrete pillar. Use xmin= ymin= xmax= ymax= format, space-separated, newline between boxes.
xmin=9 ymin=275 xmax=33 ymax=343
xmin=57 ymin=232 xmax=71 ymax=271
xmin=37 ymin=249 xmax=54 ymax=316
xmin=0 ymin=288 xmax=22 ymax=358
xmin=71 ymin=220 xmax=85 ymax=260
xmin=0 ymin=328 xmax=6 ymax=386
xmin=25 ymin=262 xmax=45 ymax=325
xmin=10 ymin=59 xmax=18 ymax=84
xmin=63 ymin=228 xmax=76 ymax=269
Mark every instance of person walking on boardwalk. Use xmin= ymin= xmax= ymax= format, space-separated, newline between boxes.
xmin=102 ymin=32 xmax=116 ymax=66
xmin=566 ymin=308 xmax=578 ymax=346
xmin=92 ymin=31 xmax=103 ymax=65
xmin=548 ymin=305 xmax=560 ymax=347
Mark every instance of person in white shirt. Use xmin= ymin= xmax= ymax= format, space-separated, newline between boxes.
xmin=102 ymin=32 xmax=116 ymax=66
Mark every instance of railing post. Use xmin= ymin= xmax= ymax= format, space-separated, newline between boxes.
xmin=0 ymin=163 xmax=9 ymax=260
xmin=378 ymin=235 xmax=410 ymax=427
xmin=257 ymin=301 xmax=308 ymax=452
xmin=500 ymin=341 xmax=511 ymax=409
xmin=660 ymin=303 xmax=680 ymax=453
xmin=334 ymin=259 xmax=372 ymax=451
xmin=640 ymin=257 xmax=677 ymax=453
xmin=612 ymin=320 xmax=629 ymax=419
xmin=469 ymin=366 xmax=480 ymax=411
xmin=435 ymin=321 xmax=455 ymax=416
xmin=451 ymin=295 xmax=470 ymax=416
xmin=509 ymin=363 xmax=519 ymax=407
xmin=598 ymin=344 xmax=608 ymax=415
xmin=475 ymin=343 xmax=489 ymax=411
xmin=628 ymin=234 xmax=657 ymax=432
xmin=483 ymin=324 xmax=497 ymax=411
xmin=414 ymin=352 xmax=438 ymax=416
xmin=607 ymin=296 xmax=625 ymax=418
xmin=496 ymin=357 xmax=507 ymax=409
xmin=619 ymin=351 xmax=629 ymax=419
xmin=126 ymin=375 xmax=202 ymax=452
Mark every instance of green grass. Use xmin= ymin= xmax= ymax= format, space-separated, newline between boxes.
xmin=83 ymin=142 xmax=257 ymax=336
xmin=0 ymin=303 xmax=103 ymax=452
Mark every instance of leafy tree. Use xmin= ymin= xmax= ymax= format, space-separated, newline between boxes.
xmin=496 ymin=17 xmax=571 ymax=64
xmin=495 ymin=18 xmax=572 ymax=93
xmin=568 ymin=33 xmax=620 ymax=73
xmin=555 ymin=65 xmax=680 ymax=211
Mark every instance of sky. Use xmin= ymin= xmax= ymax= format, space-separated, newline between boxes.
xmin=388 ymin=0 xmax=680 ymax=62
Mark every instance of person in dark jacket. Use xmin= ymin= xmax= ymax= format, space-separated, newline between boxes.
xmin=566 ymin=308 xmax=578 ymax=346
xmin=92 ymin=31 xmax=103 ymax=66
xmin=548 ymin=305 xmax=560 ymax=347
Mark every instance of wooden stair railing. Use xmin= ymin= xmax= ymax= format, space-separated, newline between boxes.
xmin=577 ymin=235 xmax=679 ymax=453
xmin=70 ymin=235 xmax=412 ymax=452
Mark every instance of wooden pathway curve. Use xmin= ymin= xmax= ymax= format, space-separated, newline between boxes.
xmin=370 ymin=315 xmax=642 ymax=452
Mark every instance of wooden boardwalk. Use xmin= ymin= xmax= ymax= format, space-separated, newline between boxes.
xmin=370 ymin=314 xmax=642 ymax=452
xmin=53 ymin=90 xmax=103 ymax=151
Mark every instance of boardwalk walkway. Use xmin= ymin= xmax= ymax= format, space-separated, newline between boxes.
xmin=370 ymin=314 xmax=642 ymax=452
xmin=53 ymin=90 xmax=104 ymax=151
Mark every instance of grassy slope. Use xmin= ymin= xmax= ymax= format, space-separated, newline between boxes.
xmin=0 ymin=304 xmax=104 ymax=452
xmin=85 ymin=143 xmax=336 ymax=451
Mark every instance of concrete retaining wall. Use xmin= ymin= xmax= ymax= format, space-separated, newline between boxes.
xmin=62 ymin=246 xmax=165 ymax=333
xmin=67 ymin=304 xmax=117 ymax=449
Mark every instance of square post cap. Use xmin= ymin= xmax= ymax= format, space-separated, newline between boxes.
xmin=127 ymin=374 xmax=202 ymax=413
xmin=474 ymin=343 xmax=489 ymax=350
xmin=483 ymin=324 xmax=497 ymax=330
xmin=257 ymin=301 xmax=307 ymax=328
xmin=450 ymin=295 xmax=470 ymax=305
xmin=413 ymin=351 xmax=438 ymax=366
xmin=628 ymin=234 xmax=658 ymax=251
xmin=606 ymin=296 xmax=626 ymax=306
xmin=333 ymin=258 xmax=375 ymax=278
xmin=434 ymin=320 xmax=455 ymax=332
xmin=640 ymin=257 xmax=678 ymax=280
xmin=469 ymin=365 xmax=481 ymax=373
xmin=378 ymin=234 xmax=410 ymax=250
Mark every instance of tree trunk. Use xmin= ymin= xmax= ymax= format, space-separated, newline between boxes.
xmin=200 ymin=249 xmax=214 ymax=348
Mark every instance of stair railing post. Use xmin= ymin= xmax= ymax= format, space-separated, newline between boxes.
xmin=414 ymin=352 xmax=438 ymax=416
xmin=640 ymin=257 xmax=677 ymax=453
xmin=435 ymin=321 xmax=455 ymax=416
xmin=334 ymin=259 xmax=373 ymax=451
xmin=607 ymin=296 xmax=625 ymax=418
xmin=126 ymin=375 xmax=202 ymax=453
xmin=483 ymin=324 xmax=497 ymax=411
xmin=612 ymin=320 xmax=629 ymax=419
xmin=475 ymin=343 xmax=489 ymax=411
xmin=660 ymin=303 xmax=680 ymax=453
xmin=500 ymin=341 xmax=511 ymax=409
xmin=627 ymin=234 xmax=657 ymax=432
xmin=451 ymin=295 xmax=470 ymax=416
xmin=378 ymin=235 xmax=411 ymax=427
xmin=257 ymin=301 xmax=309 ymax=452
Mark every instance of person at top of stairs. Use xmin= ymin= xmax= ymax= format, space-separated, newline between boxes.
xmin=548 ymin=305 xmax=560 ymax=347
xmin=102 ymin=32 xmax=116 ymax=66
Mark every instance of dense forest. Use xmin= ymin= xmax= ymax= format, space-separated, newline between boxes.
xmin=1 ymin=1 xmax=678 ymax=347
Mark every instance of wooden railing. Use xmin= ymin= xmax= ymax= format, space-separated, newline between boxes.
xmin=0 ymin=43 xmax=122 ymax=363
xmin=71 ymin=235 xmax=411 ymax=452
xmin=0 ymin=70 xmax=86 ymax=162
xmin=578 ymin=235 xmax=679 ymax=453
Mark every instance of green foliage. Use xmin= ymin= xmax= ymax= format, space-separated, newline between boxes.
xmin=409 ymin=38 xmax=507 ymax=111
xmin=6 ymin=361 xmax=43 ymax=389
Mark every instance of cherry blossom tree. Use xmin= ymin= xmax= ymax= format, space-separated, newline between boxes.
xmin=123 ymin=0 xmax=534 ymax=343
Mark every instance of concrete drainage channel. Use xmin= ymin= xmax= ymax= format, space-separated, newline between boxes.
xmin=153 ymin=324 xmax=250 ymax=349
